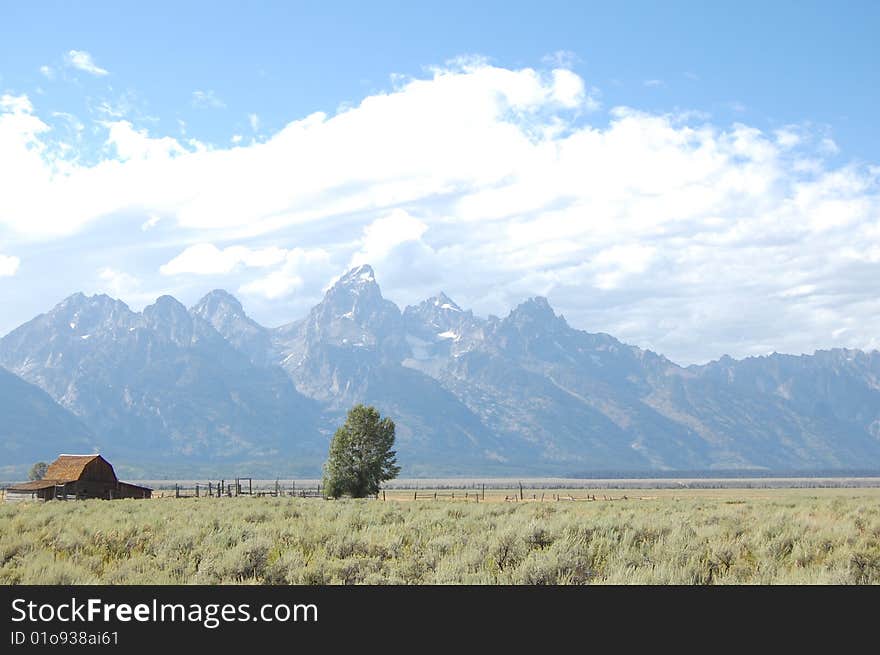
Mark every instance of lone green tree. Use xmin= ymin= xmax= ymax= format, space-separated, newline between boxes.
xmin=28 ymin=461 xmax=48 ymax=481
xmin=322 ymin=404 xmax=401 ymax=498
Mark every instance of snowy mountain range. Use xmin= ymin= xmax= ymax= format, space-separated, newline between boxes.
xmin=3 ymin=264 xmax=880 ymax=477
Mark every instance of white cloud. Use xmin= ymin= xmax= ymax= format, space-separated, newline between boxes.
xmin=0 ymin=62 xmax=605 ymax=238
xmin=550 ymin=69 xmax=587 ymax=109
xmin=779 ymin=284 xmax=817 ymax=298
xmin=774 ymin=128 xmax=801 ymax=149
xmin=0 ymin=254 xmax=20 ymax=276
xmin=97 ymin=267 xmax=139 ymax=295
xmin=248 ymin=113 xmax=260 ymax=132
xmin=192 ymin=90 xmax=225 ymax=109
xmin=141 ymin=215 xmax=161 ymax=231
xmin=541 ymin=50 xmax=579 ymax=69
xmin=65 ymin=50 xmax=109 ymax=76
xmin=0 ymin=94 xmax=34 ymax=114
xmin=94 ymin=99 xmax=130 ymax=118
xmin=160 ymin=244 xmax=290 ymax=276
xmin=644 ymin=79 xmax=664 ymax=87
xmin=239 ymin=269 xmax=303 ymax=299
xmin=105 ymin=120 xmax=186 ymax=161
xmin=39 ymin=65 xmax=55 ymax=80
xmin=592 ymin=244 xmax=657 ymax=290
xmin=351 ymin=209 xmax=428 ymax=267
xmin=239 ymin=248 xmax=333 ymax=300
xmin=1 ymin=61 xmax=879 ymax=363
xmin=820 ymin=137 xmax=840 ymax=155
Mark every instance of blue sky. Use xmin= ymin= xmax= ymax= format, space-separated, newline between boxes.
xmin=1 ymin=1 xmax=879 ymax=364
xmin=4 ymin=1 xmax=877 ymax=158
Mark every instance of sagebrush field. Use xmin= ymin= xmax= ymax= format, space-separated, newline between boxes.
xmin=1 ymin=490 xmax=879 ymax=584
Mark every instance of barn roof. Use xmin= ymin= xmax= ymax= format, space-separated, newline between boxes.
xmin=44 ymin=454 xmax=112 ymax=482
xmin=7 ymin=480 xmax=58 ymax=491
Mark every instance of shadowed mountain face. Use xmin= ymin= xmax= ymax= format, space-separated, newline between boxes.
xmin=0 ymin=366 xmax=95 ymax=475
xmin=2 ymin=265 xmax=880 ymax=476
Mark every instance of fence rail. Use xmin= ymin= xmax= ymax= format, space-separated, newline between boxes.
xmin=154 ymin=478 xmax=325 ymax=499
xmin=411 ymin=491 xmax=484 ymax=501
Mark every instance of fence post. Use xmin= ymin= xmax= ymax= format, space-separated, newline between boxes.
xmin=482 ymin=484 xmax=485 ymax=500
xmin=382 ymin=490 xmax=386 ymax=502
xmin=519 ymin=481 xmax=523 ymax=501
xmin=196 ymin=484 xmax=199 ymax=498
xmin=175 ymin=484 xmax=179 ymax=499
xmin=413 ymin=491 xmax=417 ymax=501
xmin=249 ymin=478 xmax=252 ymax=495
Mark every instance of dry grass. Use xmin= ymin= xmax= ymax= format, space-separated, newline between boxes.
xmin=1 ymin=489 xmax=878 ymax=584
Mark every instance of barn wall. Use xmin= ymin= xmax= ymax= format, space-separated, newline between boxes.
xmin=57 ymin=481 xmax=152 ymax=500
xmin=81 ymin=457 xmax=117 ymax=483
xmin=116 ymin=483 xmax=152 ymax=499
xmin=4 ymin=491 xmax=41 ymax=503
xmin=64 ymin=481 xmax=115 ymax=499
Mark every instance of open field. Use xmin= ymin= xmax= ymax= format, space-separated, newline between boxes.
xmin=2 ymin=488 xmax=879 ymax=584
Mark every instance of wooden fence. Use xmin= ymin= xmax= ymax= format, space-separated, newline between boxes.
xmin=411 ymin=491 xmax=484 ymax=502
xmin=156 ymin=479 xmax=324 ymax=499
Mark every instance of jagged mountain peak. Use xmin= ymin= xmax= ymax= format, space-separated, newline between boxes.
xmin=321 ymin=264 xmax=384 ymax=308
xmin=274 ymin=263 xmax=409 ymax=376
xmin=336 ymin=264 xmax=377 ymax=287
xmin=315 ymin=263 xmax=395 ymax=321
xmin=142 ymin=295 xmax=196 ymax=345
xmin=34 ymin=292 xmax=137 ymax=338
xmin=404 ymin=292 xmax=465 ymax=318
xmin=191 ymin=289 xmax=271 ymax=365
xmin=430 ymin=292 xmax=461 ymax=312
xmin=144 ymin=294 xmax=189 ymax=316
xmin=506 ymin=296 xmax=566 ymax=327
xmin=193 ymin=289 xmax=244 ymax=312
xmin=190 ymin=289 xmax=255 ymax=328
xmin=54 ymin=291 xmax=130 ymax=313
xmin=403 ymin=291 xmax=478 ymax=340
xmin=59 ymin=291 xmax=87 ymax=305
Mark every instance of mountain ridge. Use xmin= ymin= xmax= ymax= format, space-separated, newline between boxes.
xmin=2 ymin=264 xmax=879 ymax=476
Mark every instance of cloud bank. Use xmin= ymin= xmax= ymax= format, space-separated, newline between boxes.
xmin=0 ymin=60 xmax=878 ymax=364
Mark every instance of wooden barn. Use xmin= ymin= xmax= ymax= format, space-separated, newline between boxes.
xmin=5 ymin=454 xmax=151 ymax=503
